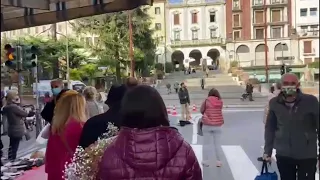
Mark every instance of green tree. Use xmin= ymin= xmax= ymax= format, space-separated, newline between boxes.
xmin=72 ymin=8 xmax=157 ymax=82
xmin=10 ymin=36 xmax=88 ymax=79
xmin=79 ymin=64 xmax=97 ymax=85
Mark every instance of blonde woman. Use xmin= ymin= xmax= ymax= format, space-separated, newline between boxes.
xmin=96 ymin=92 xmax=109 ymax=112
xmin=83 ymin=86 xmax=105 ymax=118
xmin=45 ymin=90 xmax=87 ymax=180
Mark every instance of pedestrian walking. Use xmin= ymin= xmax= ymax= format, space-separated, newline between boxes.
xmin=200 ymin=77 xmax=205 ymax=90
xmin=178 ymin=82 xmax=191 ymax=126
xmin=241 ymin=82 xmax=254 ymax=101
xmin=97 ymin=85 xmax=202 ymax=180
xmin=41 ymin=79 xmax=69 ymax=124
xmin=263 ymin=73 xmax=319 ymax=180
xmin=166 ymin=83 xmax=171 ymax=94
xmin=173 ymin=81 xmax=179 ymax=93
xmin=45 ymin=90 xmax=87 ymax=180
xmin=2 ymin=90 xmax=35 ymax=161
xmin=79 ymin=84 xmax=127 ymax=149
xmin=83 ymin=86 xmax=105 ymax=119
xmin=199 ymin=88 xmax=224 ymax=167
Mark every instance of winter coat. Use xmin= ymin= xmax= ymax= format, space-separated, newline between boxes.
xmin=263 ymin=90 xmax=281 ymax=124
xmin=200 ymin=96 xmax=224 ymax=126
xmin=98 ymin=126 xmax=202 ymax=180
xmin=85 ymin=100 xmax=105 ymax=119
xmin=2 ymin=103 xmax=29 ymax=138
xmin=178 ymin=88 xmax=190 ymax=104
xmin=45 ymin=117 xmax=84 ymax=180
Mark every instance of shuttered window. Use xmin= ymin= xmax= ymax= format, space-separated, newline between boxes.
xmin=303 ymin=41 xmax=312 ymax=53
xmin=254 ymin=11 xmax=264 ymax=23
xmin=191 ymin=13 xmax=198 ymax=24
xmin=233 ymin=14 xmax=240 ymax=27
xmin=271 ymin=10 xmax=281 ymax=22
xmin=174 ymin=14 xmax=180 ymax=25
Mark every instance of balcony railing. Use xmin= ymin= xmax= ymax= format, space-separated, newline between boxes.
xmin=170 ymin=38 xmax=225 ymax=47
xmin=252 ymin=0 xmax=263 ymax=6
xmin=271 ymin=0 xmax=287 ymax=4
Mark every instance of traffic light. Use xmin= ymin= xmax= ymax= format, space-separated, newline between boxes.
xmin=23 ymin=45 xmax=37 ymax=69
xmin=4 ymin=44 xmax=17 ymax=68
xmin=280 ymin=64 xmax=285 ymax=75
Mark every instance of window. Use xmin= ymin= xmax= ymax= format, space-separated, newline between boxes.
xmin=192 ymin=30 xmax=198 ymax=40
xmin=191 ymin=13 xmax=198 ymax=24
xmin=300 ymin=8 xmax=307 ymax=17
xmin=12 ymin=31 xmax=16 ymax=36
xmin=271 ymin=27 xmax=282 ymax=38
xmin=155 ymin=23 xmax=162 ymax=30
xmin=27 ymin=28 xmax=31 ymax=34
xmin=19 ymin=29 xmax=23 ymax=35
xmin=310 ymin=8 xmax=318 ymax=16
xmin=210 ymin=29 xmax=217 ymax=38
xmin=254 ymin=10 xmax=264 ymax=23
xmin=255 ymin=28 xmax=264 ymax=39
xmin=233 ymin=0 xmax=240 ymax=9
xmin=174 ymin=31 xmax=180 ymax=41
xmin=233 ymin=14 xmax=240 ymax=27
xmin=271 ymin=9 xmax=281 ymax=22
xmin=173 ymin=14 xmax=180 ymax=25
xmin=303 ymin=41 xmax=312 ymax=53
xmin=155 ymin=7 xmax=161 ymax=15
xmin=310 ymin=25 xmax=319 ymax=35
xmin=233 ymin=30 xmax=240 ymax=40
xmin=300 ymin=26 xmax=308 ymax=33
xmin=253 ymin=0 xmax=263 ymax=5
xmin=210 ymin=12 xmax=216 ymax=22
xmin=35 ymin=27 xmax=39 ymax=34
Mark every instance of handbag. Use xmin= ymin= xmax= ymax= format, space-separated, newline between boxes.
xmin=254 ymin=161 xmax=278 ymax=180
xmin=40 ymin=124 xmax=51 ymax=139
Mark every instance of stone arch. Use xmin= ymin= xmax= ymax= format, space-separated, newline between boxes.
xmin=207 ymin=49 xmax=220 ymax=69
xmin=171 ymin=50 xmax=184 ymax=69
xmin=274 ymin=43 xmax=289 ymax=61
xmin=189 ymin=49 xmax=202 ymax=66
xmin=254 ymin=44 xmax=267 ymax=66
xmin=236 ymin=45 xmax=250 ymax=53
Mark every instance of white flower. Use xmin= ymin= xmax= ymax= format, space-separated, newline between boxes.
xmin=64 ymin=123 xmax=118 ymax=180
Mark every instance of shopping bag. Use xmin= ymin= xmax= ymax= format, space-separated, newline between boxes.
xmin=36 ymin=124 xmax=50 ymax=145
xmin=254 ymin=161 xmax=278 ymax=180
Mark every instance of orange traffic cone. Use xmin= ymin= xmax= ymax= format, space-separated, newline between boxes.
xmin=192 ymin=104 xmax=197 ymax=112
xmin=167 ymin=106 xmax=171 ymax=115
xmin=172 ymin=105 xmax=177 ymax=115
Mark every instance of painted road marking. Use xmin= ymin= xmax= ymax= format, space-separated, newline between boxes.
xmin=222 ymin=145 xmax=259 ymax=180
xmin=191 ymin=145 xmax=203 ymax=177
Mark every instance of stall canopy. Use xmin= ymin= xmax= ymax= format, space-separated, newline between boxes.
xmin=1 ymin=0 xmax=152 ymax=32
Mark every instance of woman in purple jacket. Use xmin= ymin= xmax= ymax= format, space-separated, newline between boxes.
xmin=98 ymin=85 xmax=202 ymax=180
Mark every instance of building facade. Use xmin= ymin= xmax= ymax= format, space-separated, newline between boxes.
xmin=146 ymin=0 xmax=167 ymax=64
xmin=225 ymin=0 xmax=299 ymax=67
xmin=165 ymin=0 xmax=227 ymax=68
xmin=292 ymin=0 xmax=319 ymax=64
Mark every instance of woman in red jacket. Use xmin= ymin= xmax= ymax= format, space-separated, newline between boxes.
xmin=98 ymin=85 xmax=202 ymax=180
xmin=45 ymin=90 xmax=87 ymax=180
xmin=200 ymin=88 xmax=224 ymax=168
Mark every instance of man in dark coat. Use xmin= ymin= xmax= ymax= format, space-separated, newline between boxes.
xmin=41 ymin=79 xmax=69 ymax=124
xmin=78 ymin=84 xmax=127 ymax=149
xmin=178 ymin=82 xmax=191 ymax=126
xmin=263 ymin=73 xmax=319 ymax=180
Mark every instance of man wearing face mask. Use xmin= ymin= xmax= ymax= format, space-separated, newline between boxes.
xmin=2 ymin=90 xmax=35 ymax=161
xmin=263 ymin=73 xmax=319 ymax=180
xmin=41 ymin=79 xmax=69 ymax=124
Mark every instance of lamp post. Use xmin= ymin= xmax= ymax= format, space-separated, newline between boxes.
xmin=128 ymin=11 xmax=134 ymax=77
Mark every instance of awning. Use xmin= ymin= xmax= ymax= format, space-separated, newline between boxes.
xmin=1 ymin=0 xmax=153 ymax=32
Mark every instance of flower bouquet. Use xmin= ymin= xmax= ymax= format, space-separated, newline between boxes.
xmin=64 ymin=123 xmax=119 ymax=180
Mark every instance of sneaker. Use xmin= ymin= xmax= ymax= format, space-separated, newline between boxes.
xmin=216 ymin=161 xmax=222 ymax=167
xmin=202 ymin=160 xmax=210 ymax=167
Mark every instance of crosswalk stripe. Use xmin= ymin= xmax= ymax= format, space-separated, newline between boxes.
xmin=222 ymin=145 xmax=259 ymax=180
xmin=191 ymin=145 xmax=203 ymax=178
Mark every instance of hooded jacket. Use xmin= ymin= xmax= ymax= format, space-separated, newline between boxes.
xmin=200 ymin=96 xmax=224 ymax=126
xmin=41 ymin=89 xmax=69 ymax=124
xmin=78 ymin=85 xmax=127 ymax=149
xmin=98 ymin=127 xmax=202 ymax=180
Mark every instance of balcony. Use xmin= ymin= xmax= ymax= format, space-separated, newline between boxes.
xmin=267 ymin=20 xmax=288 ymax=26
xmin=167 ymin=0 xmax=225 ymax=8
xmin=232 ymin=5 xmax=242 ymax=12
xmin=268 ymin=0 xmax=287 ymax=7
xmin=252 ymin=0 xmax=264 ymax=9
xmin=170 ymin=38 xmax=225 ymax=48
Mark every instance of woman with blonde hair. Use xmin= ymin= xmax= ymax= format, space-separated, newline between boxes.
xmin=45 ymin=90 xmax=87 ymax=180
xmin=83 ymin=86 xmax=105 ymax=118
